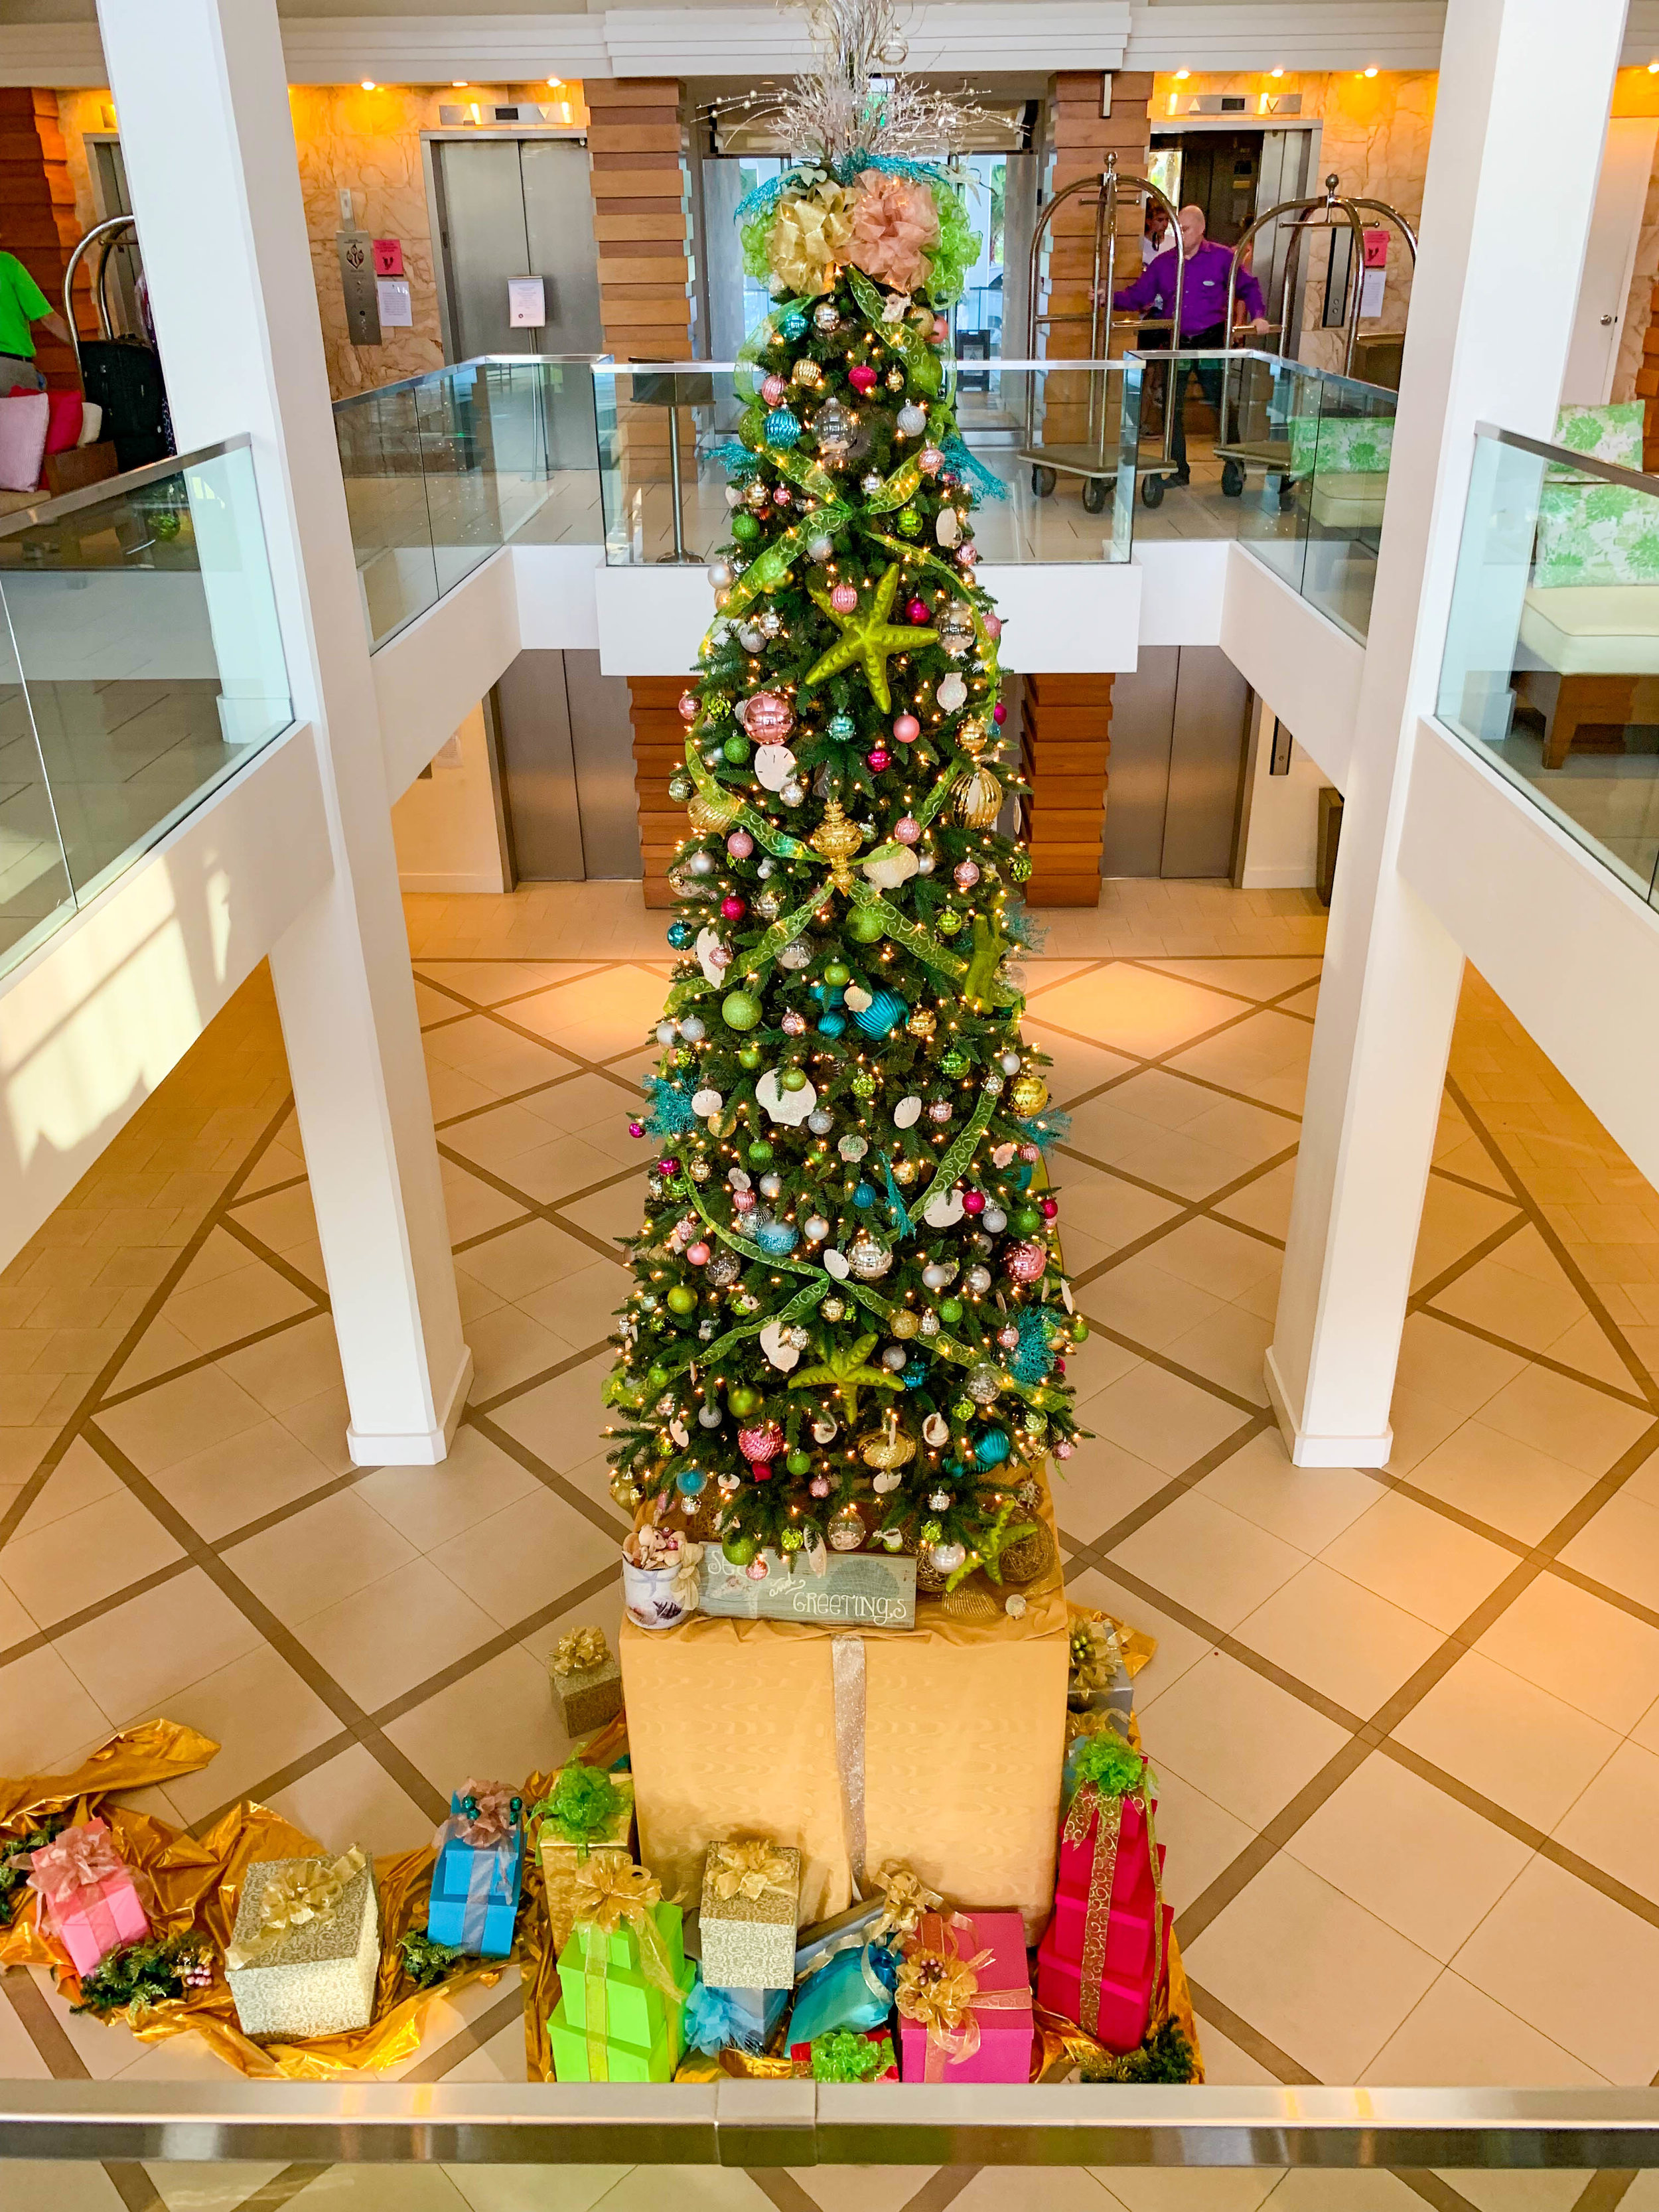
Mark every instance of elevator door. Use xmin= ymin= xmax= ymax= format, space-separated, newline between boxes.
xmin=493 ymin=649 xmax=641 ymax=880
xmin=1099 ymin=647 xmax=1251 ymax=879
xmin=433 ymin=138 xmax=605 ymax=362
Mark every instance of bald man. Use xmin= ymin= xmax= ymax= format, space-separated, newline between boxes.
xmin=1110 ymin=204 xmax=1267 ymax=484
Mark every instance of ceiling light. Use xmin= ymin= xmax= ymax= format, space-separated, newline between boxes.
xmin=1363 ymin=65 xmax=1379 ymax=77
xmin=1175 ymin=68 xmax=1190 ymax=81
xmin=1270 ymin=68 xmax=1284 ymax=78
xmin=548 ymin=77 xmax=565 ymax=89
xmin=1648 ymin=57 xmax=1659 ymax=70
xmin=360 ymin=80 xmax=376 ymax=91
xmin=453 ymin=80 xmax=467 ymax=88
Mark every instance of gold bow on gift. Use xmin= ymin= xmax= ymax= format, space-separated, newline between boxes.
xmin=1068 ymin=1619 xmax=1122 ymax=1706
xmin=708 ymin=1839 xmax=794 ymax=1905
xmin=871 ymin=1864 xmax=943 ymax=1946
xmin=551 ymin=1627 xmax=611 ymax=1677
xmin=226 ymin=1847 xmax=366 ymax=1972
xmin=571 ymin=1856 xmax=662 ymax=1935
xmin=895 ymin=1911 xmax=1029 ymax=2079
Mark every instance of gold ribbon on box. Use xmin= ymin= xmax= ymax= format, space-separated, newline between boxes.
xmin=1061 ymin=1735 xmax=1165 ymax=2043
xmin=1068 ymin=1618 xmax=1123 ymax=1706
xmin=570 ymin=1858 xmax=684 ymax=2081
xmin=870 ymin=1865 xmax=942 ymax=1947
xmin=895 ymin=1910 xmax=1029 ymax=2083
xmin=708 ymin=1840 xmax=795 ymax=1905
xmin=550 ymin=1628 xmax=610 ymax=1678
xmin=225 ymin=1846 xmax=367 ymax=1972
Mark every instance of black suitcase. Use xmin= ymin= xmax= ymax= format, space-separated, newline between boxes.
xmin=78 ymin=336 xmax=171 ymax=471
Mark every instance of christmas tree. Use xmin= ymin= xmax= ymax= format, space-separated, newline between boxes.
xmin=605 ymin=1 xmax=1087 ymax=1592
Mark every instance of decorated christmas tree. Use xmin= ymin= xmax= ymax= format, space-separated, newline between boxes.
xmin=605 ymin=0 xmax=1087 ymax=1593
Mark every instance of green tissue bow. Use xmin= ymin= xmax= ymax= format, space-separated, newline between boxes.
xmin=532 ymin=1764 xmax=621 ymax=1850
xmin=812 ymin=2027 xmax=896 ymax=2082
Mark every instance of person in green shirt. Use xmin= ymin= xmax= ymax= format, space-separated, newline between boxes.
xmin=0 ymin=250 xmax=74 ymax=392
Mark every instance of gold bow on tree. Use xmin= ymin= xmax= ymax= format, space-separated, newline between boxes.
xmin=709 ymin=1839 xmax=795 ymax=1904
xmin=871 ymin=1863 xmax=943 ymax=1945
xmin=226 ymin=1847 xmax=366 ymax=1971
xmin=551 ymin=1627 xmax=611 ymax=1677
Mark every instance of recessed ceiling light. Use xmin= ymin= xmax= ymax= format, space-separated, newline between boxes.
xmin=1175 ymin=68 xmax=1190 ymax=81
xmin=1363 ymin=65 xmax=1379 ymax=77
xmin=1270 ymin=68 xmax=1284 ymax=78
xmin=453 ymin=80 xmax=467 ymax=88
xmin=360 ymin=80 xmax=376 ymax=91
xmin=1648 ymin=57 xmax=1659 ymax=70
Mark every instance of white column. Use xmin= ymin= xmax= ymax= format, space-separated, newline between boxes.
xmin=1265 ymin=0 xmax=1626 ymax=1467
xmin=96 ymin=0 xmax=472 ymax=1463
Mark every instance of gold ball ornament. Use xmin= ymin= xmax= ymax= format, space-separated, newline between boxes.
xmin=906 ymin=1007 xmax=937 ymax=1039
xmin=1010 ymin=1072 xmax=1050 ymax=1116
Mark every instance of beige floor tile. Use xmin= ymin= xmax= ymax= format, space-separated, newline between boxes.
xmin=954 ymin=2172 xmax=1118 ymax=2212
xmin=1163 ymin=1303 xmax=1273 ymax=1406
xmin=1060 ymin=1322 xmax=1147 ymax=1404
xmin=1137 ymin=955 xmax=1323 ymax=1003
xmin=1093 ymin=2175 xmax=1281 ymax=2212
xmin=1392 ymin=1311 xmax=1529 ymax=1418
xmin=455 ymin=1217 xmax=601 ymax=1303
xmin=0 ymin=1483 xmax=182 ymax=1626
xmin=1475 ymin=1361 xmax=1655 ymax=1477
xmin=488 ymin=1350 xmax=617 ymax=1474
xmin=1024 ymin=1025 xmax=1138 ymax=1106
xmin=385 ymin=1644 xmax=565 ymax=1798
xmin=1406 ymin=1419 xmax=1597 ymax=1546
xmin=96 ymin=1361 xmax=269 ymax=1476
xmin=431 ymin=1486 xmax=623 ymax=1631
xmin=1287 ymin=1754 xmax=1532 ymax=1961
xmin=1088 ymin=1250 xmax=1224 ymax=1351
xmin=1233 ymin=1563 xmax=1441 ymax=1718
xmin=1318 ymin=1490 xmax=1519 ymax=1635
xmin=1144 ymin=1215 xmax=1283 ymax=1301
xmin=1474 ymin=1573 xmax=1659 ymax=1733
xmin=1147 ymin=1765 xmax=1254 ymax=1915
xmin=10 ymin=1432 xmax=123 ymax=1538
xmin=557 ymin=1174 xmax=650 ymax=1250
xmin=465 ymin=1304 xmax=581 ymax=1401
xmin=1183 ymin=2019 xmax=1279 ymax=2086
xmin=161 ymin=1643 xmax=342 ymax=1824
xmin=147 ymin=1416 xmax=339 ymax=1543
xmin=0 ymin=1570 xmax=42 ymax=1650
xmin=1363 ymin=1969 xmax=1605 ymax=2087
xmin=1210 ymin=1159 xmax=1297 ymax=1240
xmin=517 ymin=1067 xmax=645 ymax=1138
xmin=1394 ymin=1651 xmax=1619 ymax=1832
xmin=1109 ymin=1491 xmax=1306 ymax=1632
xmin=1551 ymin=1737 xmax=1659 ymax=1904
xmin=1026 ymin=966 xmax=1244 ymax=1057
xmin=1255 ymin=2181 xmax=1430 ymax=2210
xmin=1558 ymin=1489 xmax=1659 ymax=1613
xmin=1383 ymin=1384 xmax=1471 ymax=1477
xmin=297 ymin=1554 xmax=502 ymax=1711
xmin=172 ymin=1225 xmax=252 ymax=1292
xmin=53 ymin=1566 xmax=264 ymax=1724
xmin=417 ymin=960 xmax=595 ymax=1006
xmin=449 ymin=2162 xmax=636 ymax=2212
xmin=1168 ymin=1007 xmax=1315 ymax=1091
xmin=265 ymin=1739 xmax=441 ymax=1856
xmin=442 ymin=1099 xmax=576 ymax=1175
xmin=425 ymin=1014 xmax=577 ymax=1095
xmin=1137 ymin=1650 xmax=1349 ymax=1829
xmin=106 ymin=1316 xmax=201 ymax=1395
xmin=1179 ymin=1093 xmax=1299 ymax=1172
xmin=218 ymin=1310 xmax=345 ymax=1414
xmin=439 ymin=1158 xmax=529 ymax=1245
xmin=277 ymin=1382 xmax=356 ymax=1476
xmin=0 ymin=1643 xmax=113 ymax=1771
xmin=0 ymin=2161 xmax=125 ymax=2209
xmin=1432 ymin=1250 xmax=1591 ymax=1360
xmin=516 ymin=1573 xmax=624 ymax=1674
xmin=1409 ymin=1179 xmax=1523 ymax=1293
xmin=1048 ymin=1432 xmax=1172 ymax=1546
xmin=1185 ymin=1853 xmax=1439 ymax=2083
xmin=518 ymin=1258 xmax=630 ymax=1349
xmin=1440 ymin=2175 xmax=1597 ymax=2212
xmin=1546 ymin=1310 xmax=1646 ymax=1392
xmin=222 ymin=1491 xmax=419 ymax=1626
xmin=354 ymin=1426 xmax=539 ymax=1552
xmin=1451 ymin=1853 xmax=1659 ymax=2081
xmin=1106 ymin=1066 xmax=1232 ymax=1133
xmin=1078 ymin=1362 xmax=1249 ymax=1477
xmin=285 ymin=2168 xmax=476 ymax=2209
xmin=1064 ymin=1566 xmax=1216 ymax=1706
xmin=1196 ymin=1430 xmax=1383 ymax=1551
xmin=229 ymin=1179 xmax=319 ymax=1255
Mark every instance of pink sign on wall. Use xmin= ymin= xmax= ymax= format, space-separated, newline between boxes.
xmin=372 ymin=238 xmax=405 ymax=277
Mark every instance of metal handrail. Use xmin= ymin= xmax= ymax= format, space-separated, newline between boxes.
xmin=1475 ymin=418 xmax=1659 ymax=498
xmin=0 ymin=432 xmax=252 ymax=543
xmin=5 ymin=2081 xmax=1659 ymax=2166
xmin=330 ymin=351 xmax=615 ymax=411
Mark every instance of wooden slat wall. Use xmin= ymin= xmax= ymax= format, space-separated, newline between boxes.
xmin=1021 ymin=672 xmax=1113 ymax=907
xmin=1042 ymin=72 xmax=1153 ymax=452
xmin=585 ymin=78 xmax=691 ymax=364
xmin=630 ymin=676 xmax=689 ymax=907
xmin=0 ymin=89 xmax=86 ymax=391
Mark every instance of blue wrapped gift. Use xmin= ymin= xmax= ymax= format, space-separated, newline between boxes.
xmin=427 ymin=1783 xmax=524 ymax=1958
xmin=684 ymin=1966 xmax=789 ymax=2055
xmin=786 ymin=1939 xmax=898 ymax=2047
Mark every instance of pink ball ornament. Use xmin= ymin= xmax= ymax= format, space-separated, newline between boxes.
xmin=984 ymin=614 xmax=1003 ymax=639
xmin=686 ymin=1241 xmax=711 ymax=1266
xmin=782 ymin=1009 xmax=808 ymax=1035
xmin=918 ymin=446 xmax=944 ymax=477
xmin=894 ymin=815 xmax=921 ymax=845
xmin=893 ymin=712 xmax=920 ymax=743
xmin=956 ymin=544 xmax=978 ymax=568
xmin=721 ymin=893 xmax=746 ymax=921
xmin=1004 ymin=1239 xmax=1047 ymax=1284
xmin=678 ymin=692 xmax=699 ymax=721
xmin=1054 ymin=1438 xmax=1074 ymax=1461
xmin=628 ymin=1120 xmax=645 ymax=1138
xmin=954 ymin=859 xmax=981 ymax=890
xmin=867 ymin=747 xmax=892 ymax=773
xmin=993 ymin=701 xmax=1007 ymax=725
xmin=1019 ymin=1142 xmax=1041 ymax=1163
xmin=906 ymin=598 xmax=930 ymax=625
xmin=810 ymin=1475 xmax=831 ymax=1497
xmin=1040 ymin=1197 xmax=1060 ymax=1220
xmin=762 ymin=374 xmax=787 ymax=406
xmin=933 ymin=315 xmax=951 ymax=343
xmin=739 ymin=1421 xmax=785 ymax=1462
xmin=746 ymin=1557 xmax=770 ymax=1580
xmin=849 ymin=364 xmax=878 ymax=395
xmin=733 ymin=1188 xmax=757 ymax=1212
xmin=773 ymin=486 xmax=792 ymax=505
xmin=962 ymin=1188 xmax=986 ymax=1216
xmin=830 ymin=583 xmax=859 ymax=615
xmin=997 ymin=1325 xmax=1019 ymax=1350
xmin=727 ymin=829 xmax=755 ymax=859
xmin=744 ymin=691 xmax=795 ymax=743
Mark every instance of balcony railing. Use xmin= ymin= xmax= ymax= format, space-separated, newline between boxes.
xmin=1438 ymin=423 xmax=1659 ymax=908
xmin=0 ymin=436 xmax=293 ymax=983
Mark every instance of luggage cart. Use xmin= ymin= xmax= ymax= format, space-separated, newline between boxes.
xmin=1019 ymin=153 xmax=1183 ymax=514
xmin=1200 ymin=179 xmax=1417 ymax=506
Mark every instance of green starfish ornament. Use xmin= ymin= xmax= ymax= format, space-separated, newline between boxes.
xmin=790 ymin=1329 xmax=902 ymax=1429
xmin=803 ymin=563 xmax=938 ymax=714
xmin=962 ymin=909 xmax=1014 ymax=1011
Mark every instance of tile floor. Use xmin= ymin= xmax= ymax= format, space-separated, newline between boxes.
xmin=3 ymin=878 xmax=1659 ymax=2212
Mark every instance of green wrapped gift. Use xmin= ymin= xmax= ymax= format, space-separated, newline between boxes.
xmin=533 ymin=1765 xmax=636 ymax=1955
xmin=546 ymin=1859 xmax=693 ymax=2083
xmin=557 ymin=1903 xmax=687 ymax=2046
xmin=549 ymin=1976 xmax=695 ymax=2084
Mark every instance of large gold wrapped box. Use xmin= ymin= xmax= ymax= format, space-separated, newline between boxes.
xmin=620 ymin=1536 xmax=1068 ymax=1937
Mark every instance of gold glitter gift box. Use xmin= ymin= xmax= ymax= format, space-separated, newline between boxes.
xmin=225 ymin=1850 xmax=380 ymax=2040
xmin=547 ymin=1627 xmax=623 ymax=1739
xmin=699 ymin=1840 xmax=800 ymax=1991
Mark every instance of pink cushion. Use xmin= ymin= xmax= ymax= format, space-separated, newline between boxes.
xmin=0 ymin=392 xmax=49 ymax=492
xmin=42 ymin=390 xmax=82 ymax=456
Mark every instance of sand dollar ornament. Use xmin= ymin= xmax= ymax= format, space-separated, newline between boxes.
xmin=922 ymin=1184 xmax=966 ymax=1228
xmin=755 ymin=743 xmax=799 ymax=792
xmin=893 ymin=1094 xmax=922 ymax=1130
xmin=758 ymin=1321 xmax=801 ymax=1372
xmin=755 ymin=1068 xmax=819 ymax=1126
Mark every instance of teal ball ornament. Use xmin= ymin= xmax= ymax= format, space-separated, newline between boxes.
xmin=676 ymin=1465 xmax=709 ymax=1496
xmin=721 ymin=988 xmax=763 ymax=1031
xmin=854 ymin=1181 xmax=877 ymax=1209
xmin=780 ymin=309 xmax=808 ymax=340
xmin=765 ymin=407 xmax=802 ymax=449
xmin=754 ymin=1217 xmax=799 ymax=1257
xmin=828 ymin=712 xmax=857 ymax=742
xmin=851 ymin=988 xmax=906 ymax=1039
xmin=667 ymin=921 xmax=693 ymax=948
xmin=975 ymin=1428 xmax=1011 ymax=1467
xmin=818 ymin=1011 xmax=847 ymax=1037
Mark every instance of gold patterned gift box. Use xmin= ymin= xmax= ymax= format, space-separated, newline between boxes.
xmin=699 ymin=1840 xmax=801 ymax=1991
xmin=225 ymin=1849 xmax=380 ymax=2040
xmin=548 ymin=1627 xmax=623 ymax=1739
xmin=535 ymin=1766 xmax=636 ymax=1956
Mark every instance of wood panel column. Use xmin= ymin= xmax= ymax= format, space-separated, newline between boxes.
xmin=585 ymin=78 xmax=692 ymax=361
xmin=1043 ymin=73 xmax=1153 ymax=455
xmin=629 ymin=676 xmax=688 ymax=907
xmin=0 ymin=90 xmax=86 ymax=390
xmin=1021 ymin=672 xmax=1112 ymax=906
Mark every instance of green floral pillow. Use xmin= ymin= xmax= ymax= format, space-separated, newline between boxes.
xmin=1551 ymin=402 xmax=1644 ymax=476
xmin=1534 ymin=480 xmax=1659 ymax=587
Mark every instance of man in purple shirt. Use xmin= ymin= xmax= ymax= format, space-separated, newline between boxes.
xmin=1110 ymin=204 xmax=1268 ymax=482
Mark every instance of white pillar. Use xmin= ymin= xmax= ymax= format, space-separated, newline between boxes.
xmin=96 ymin=0 xmax=472 ymax=1463
xmin=1265 ymin=0 xmax=1626 ymax=1467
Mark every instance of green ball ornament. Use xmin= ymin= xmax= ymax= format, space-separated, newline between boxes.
xmin=897 ymin=504 xmax=922 ymax=536
xmin=738 ymin=1042 xmax=764 ymax=1069
xmin=851 ymin=1070 xmax=877 ymax=1098
xmin=722 ymin=989 xmax=763 ymax=1032
xmin=646 ymin=1364 xmax=670 ymax=1392
xmin=786 ymin=1448 xmax=812 ymax=1475
xmin=731 ymin=513 xmax=760 ymax=541
xmin=749 ymin=1139 xmax=774 ymax=1165
xmin=1011 ymin=1205 xmax=1042 ymax=1234
xmin=727 ymin=1384 xmax=762 ymax=1416
xmin=1009 ymin=851 xmax=1033 ymax=883
xmin=847 ymin=907 xmax=885 ymax=944
xmin=920 ymin=1518 xmax=943 ymax=1543
xmin=938 ymin=907 xmax=966 ymax=936
xmin=780 ymin=1526 xmax=804 ymax=1552
xmin=939 ymin=1048 xmax=970 ymax=1077
xmin=722 ymin=733 xmax=752 ymax=765
xmin=722 ymin=1530 xmax=759 ymax=1566
xmin=939 ymin=1297 xmax=964 ymax=1325
xmin=823 ymin=960 xmax=851 ymax=987
xmin=780 ymin=1066 xmax=808 ymax=1092
xmin=666 ymin=1285 xmax=697 ymax=1316
xmin=951 ymin=1398 xmax=975 ymax=1422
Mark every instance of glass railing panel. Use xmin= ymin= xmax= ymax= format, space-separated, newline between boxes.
xmin=0 ymin=598 xmax=75 ymax=978
xmin=0 ymin=440 xmax=293 ymax=917
xmin=1230 ymin=352 xmax=1321 ymax=596
xmin=336 ymin=378 xmax=442 ymax=648
xmin=1438 ymin=425 xmax=1659 ymax=907
xmin=596 ymin=360 xmax=1130 ymax=567
xmin=1303 ymin=369 xmax=1396 ymax=642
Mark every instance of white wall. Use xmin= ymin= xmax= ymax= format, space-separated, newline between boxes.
xmin=1238 ymin=707 xmax=1331 ymax=889
xmin=391 ymin=702 xmax=508 ymax=895
xmin=1218 ymin=542 xmax=1364 ymax=791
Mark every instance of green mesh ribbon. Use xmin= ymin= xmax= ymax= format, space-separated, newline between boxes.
xmin=846 ymin=879 xmax=1022 ymax=1009
xmin=908 ymin=1078 xmax=1001 ymax=1220
xmin=772 ymin=443 xmax=843 ymax=504
xmin=701 ymin=506 xmax=854 ymax=646
xmin=925 ymin=183 xmax=983 ymax=310
xmin=812 ymin=2027 xmax=896 ymax=2081
xmin=531 ymin=1763 xmax=622 ymax=1850
xmin=863 ymin=454 xmax=925 ymax=515
xmin=847 ymin=267 xmax=942 ymax=397
xmin=1073 ymin=1732 xmax=1151 ymax=1800
xmin=680 ymin=735 xmax=809 ymax=860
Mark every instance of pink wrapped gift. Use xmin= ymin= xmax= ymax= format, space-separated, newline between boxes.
xmin=1035 ymin=1746 xmax=1169 ymax=2053
xmin=895 ymin=1909 xmax=1034 ymax=2084
xmin=28 ymin=1818 xmax=149 ymax=1976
